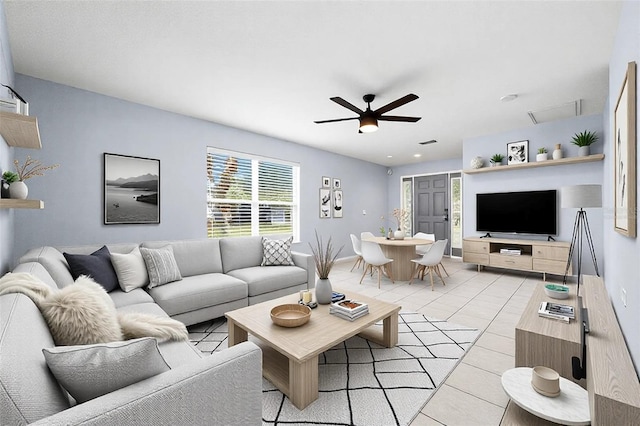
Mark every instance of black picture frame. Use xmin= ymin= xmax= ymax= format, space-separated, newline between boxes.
xmin=104 ymin=153 xmax=160 ymax=225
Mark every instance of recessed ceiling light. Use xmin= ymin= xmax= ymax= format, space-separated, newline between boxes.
xmin=414 ymin=154 xmax=422 ymax=158
xmin=387 ymin=155 xmax=393 ymax=158
xmin=500 ymin=94 xmax=518 ymax=102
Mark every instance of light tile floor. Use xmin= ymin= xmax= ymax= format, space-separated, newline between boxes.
xmin=189 ymin=256 xmax=559 ymax=425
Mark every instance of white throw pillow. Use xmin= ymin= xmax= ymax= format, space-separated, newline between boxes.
xmin=261 ymin=236 xmax=295 ymax=266
xmin=42 ymin=337 xmax=170 ymax=403
xmin=111 ymin=246 xmax=149 ymax=292
xmin=140 ymin=245 xmax=182 ymax=288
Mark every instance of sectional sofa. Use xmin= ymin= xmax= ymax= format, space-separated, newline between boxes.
xmin=1 ymin=236 xmax=315 ymax=425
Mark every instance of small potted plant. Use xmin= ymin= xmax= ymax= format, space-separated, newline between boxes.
xmin=490 ymin=153 xmax=504 ymax=167
xmin=1 ymin=171 xmax=19 ymax=198
xmin=536 ymin=147 xmax=548 ymax=162
xmin=571 ymin=130 xmax=598 ymax=157
xmin=309 ymin=230 xmax=343 ymax=304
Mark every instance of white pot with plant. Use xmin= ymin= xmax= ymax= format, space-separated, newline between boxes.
xmin=571 ymin=130 xmax=598 ymax=157
xmin=536 ymin=147 xmax=548 ymax=162
xmin=1 ymin=156 xmax=59 ymax=200
xmin=309 ymin=231 xmax=343 ymax=304
xmin=490 ymin=154 xmax=504 ymax=167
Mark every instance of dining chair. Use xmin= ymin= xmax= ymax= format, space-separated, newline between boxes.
xmin=360 ymin=231 xmax=375 ymax=240
xmin=349 ymin=234 xmax=364 ymax=272
xmin=410 ymin=239 xmax=448 ymax=290
xmin=359 ymin=240 xmax=395 ymax=288
xmin=413 ymin=232 xmax=449 ymax=277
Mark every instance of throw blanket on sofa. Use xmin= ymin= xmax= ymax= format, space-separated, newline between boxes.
xmin=0 ymin=272 xmax=188 ymax=345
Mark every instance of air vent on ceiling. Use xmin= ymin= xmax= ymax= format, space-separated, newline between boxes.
xmin=528 ymin=100 xmax=582 ymax=125
xmin=419 ymin=140 xmax=437 ymax=145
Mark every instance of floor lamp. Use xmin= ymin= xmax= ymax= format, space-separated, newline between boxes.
xmin=561 ymin=185 xmax=601 ymax=296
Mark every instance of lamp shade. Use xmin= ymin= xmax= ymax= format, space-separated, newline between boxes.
xmin=560 ymin=185 xmax=602 ymax=208
xmin=359 ymin=115 xmax=378 ymax=133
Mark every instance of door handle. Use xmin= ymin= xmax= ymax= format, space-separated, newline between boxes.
xmin=443 ymin=208 xmax=449 ymax=222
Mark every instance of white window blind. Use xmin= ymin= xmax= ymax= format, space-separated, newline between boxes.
xmin=206 ymin=148 xmax=299 ymax=239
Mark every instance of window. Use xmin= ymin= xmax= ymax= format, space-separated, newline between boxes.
xmin=206 ymin=148 xmax=299 ymax=239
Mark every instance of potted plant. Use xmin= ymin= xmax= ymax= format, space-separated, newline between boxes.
xmin=1 ymin=171 xmax=19 ymax=198
xmin=3 ymin=156 xmax=59 ymax=200
xmin=490 ymin=153 xmax=504 ymax=167
xmin=309 ymin=231 xmax=343 ymax=304
xmin=536 ymin=147 xmax=548 ymax=162
xmin=571 ymin=130 xmax=598 ymax=157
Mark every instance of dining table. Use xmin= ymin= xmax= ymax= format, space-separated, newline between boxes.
xmin=363 ymin=236 xmax=434 ymax=281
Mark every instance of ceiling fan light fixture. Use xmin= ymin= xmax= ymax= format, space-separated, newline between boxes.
xmin=359 ymin=115 xmax=378 ymax=133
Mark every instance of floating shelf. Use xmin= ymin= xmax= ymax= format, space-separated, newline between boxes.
xmin=463 ymin=153 xmax=604 ymax=174
xmin=0 ymin=111 xmax=42 ymax=149
xmin=0 ymin=199 xmax=44 ymax=209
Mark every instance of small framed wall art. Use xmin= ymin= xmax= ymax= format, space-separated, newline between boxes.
xmin=319 ymin=188 xmax=331 ymax=218
xmin=507 ymin=140 xmax=529 ymax=165
xmin=333 ymin=178 xmax=341 ymax=189
xmin=104 ymin=153 xmax=160 ymax=225
xmin=333 ymin=190 xmax=343 ymax=218
xmin=322 ymin=176 xmax=331 ymax=188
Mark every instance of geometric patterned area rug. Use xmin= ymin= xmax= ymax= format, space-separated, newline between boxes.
xmin=188 ymin=312 xmax=479 ymax=426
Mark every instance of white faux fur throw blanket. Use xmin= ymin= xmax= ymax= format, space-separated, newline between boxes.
xmin=0 ymin=272 xmax=188 ymax=345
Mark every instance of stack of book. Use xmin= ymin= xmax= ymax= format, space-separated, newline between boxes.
xmin=330 ymin=299 xmax=369 ymax=321
xmin=538 ymin=301 xmax=575 ymax=323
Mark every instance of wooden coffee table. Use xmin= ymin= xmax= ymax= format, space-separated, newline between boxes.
xmin=225 ymin=288 xmax=401 ymax=409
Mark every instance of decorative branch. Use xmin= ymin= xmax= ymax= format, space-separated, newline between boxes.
xmin=13 ymin=156 xmax=59 ymax=181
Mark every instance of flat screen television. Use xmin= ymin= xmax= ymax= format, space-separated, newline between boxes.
xmin=476 ymin=190 xmax=557 ymax=236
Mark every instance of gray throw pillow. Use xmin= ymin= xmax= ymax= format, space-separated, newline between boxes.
xmin=140 ymin=245 xmax=182 ymax=288
xmin=261 ymin=236 xmax=295 ymax=266
xmin=42 ymin=338 xmax=170 ymax=403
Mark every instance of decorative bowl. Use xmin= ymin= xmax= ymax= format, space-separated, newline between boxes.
xmin=531 ymin=366 xmax=560 ymax=397
xmin=544 ymin=284 xmax=570 ymax=300
xmin=270 ymin=304 xmax=311 ymax=327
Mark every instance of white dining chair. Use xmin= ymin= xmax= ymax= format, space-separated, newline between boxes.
xmin=360 ymin=231 xmax=375 ymax=240
xmin=413 ymin=232 xmax=449 ymax=277
xmin=359 ymin=240 xmax=394 ymax=288
xmin=410 ymin=239 xmax=448 ymax=290
xmin=349 ymin=234 xmax=364 ymax=272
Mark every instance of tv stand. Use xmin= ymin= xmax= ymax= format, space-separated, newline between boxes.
xmin=462 ymin=236 xmax=572 ymax=280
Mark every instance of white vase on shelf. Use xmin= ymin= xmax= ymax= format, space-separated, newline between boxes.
xmin=470 ymin=156 xmax=484 ymax=169
xmin=9 ymin=181 xmax=28 ymax=199
xmin=552 ymin=144 xmax=563 ymax=160
xmin=578 ymin=146 xmax=590 ymax=157
xmin=536 ymin=153 xmax=548 ymax=162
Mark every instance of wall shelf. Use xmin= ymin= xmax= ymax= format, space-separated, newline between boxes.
xmin=0 ymin=199 xmax=44 ymax=209
xmin=0 ymin=111 xmax=42 ymax=149
xmin=463 ymin=153 xmax=604 ymax=174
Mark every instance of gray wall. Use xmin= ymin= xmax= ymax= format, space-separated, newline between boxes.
xmin=10 ymin=75 xmax=388 ymax=265
xmin=0 ymin=1 xmax=15 ymax=273
xmin=604 ymin=0 xmax=639 ymax=373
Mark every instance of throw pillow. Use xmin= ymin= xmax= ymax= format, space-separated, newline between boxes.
xmin=110 ymin=246 xmax=149 ymax=292
xmin=140 ymin=245 xmax=182 ymax=288
xmin=63 ymin=246 xmax=119 ymax=292
xmin=261 ymin=236 xmax=295 ymax=266
xmin=43 ymin=337 xmax=170 ymax=403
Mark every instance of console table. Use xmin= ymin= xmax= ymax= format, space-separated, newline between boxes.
xmin=462 ymin=237 xmax=571 ymax=280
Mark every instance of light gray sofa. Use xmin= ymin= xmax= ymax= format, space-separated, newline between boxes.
xmin=1 ymin=261 xmax=263 ymax=425
xmin=19 ymin=236 xmax=315 ymax=326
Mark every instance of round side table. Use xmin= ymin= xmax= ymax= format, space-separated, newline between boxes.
xmin=501 ymin=367 xmax=590 ymax=425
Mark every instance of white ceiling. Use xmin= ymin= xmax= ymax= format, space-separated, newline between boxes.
xmin=3 ymin=1 xmax=622 ymax=166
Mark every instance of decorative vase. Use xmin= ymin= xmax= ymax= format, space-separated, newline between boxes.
xmin=315 ymin=278 xmax=333 ymax=304
xmin=536 ymin=153 xmax=548 ymax=162
xmin=552 ymin=144 xmax=562 ymax=160
xmin=9 ymin=181 xmax=28 ymax=199
xmin=470 ymin=156 xmax=483 ymax=169
xmin=394 ymin=229 xmax=405 ymax=240
xmin=578 ymin=146 xmax=590 ymax=157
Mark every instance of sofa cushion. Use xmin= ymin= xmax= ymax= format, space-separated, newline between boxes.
xmin=109 ymin=287 xmax=155 ymax=308
xmin=142 ymin=239 xmax=223 ymax=276
xmin=110 ymin=246 xmax=149 ymax=292
xmin=0 ymin=294 xmax=71 ymax=425
xmin=140 ymin=246 xmax=182 ymax=288
xmin=220 ymin=236 xmax=263 ymax=273
xmin=43 ymin=337 xmax=170 ymax=404
xmin=227 ymin=266 xmax=307 ymax=297
xmin=147 ymin=273 xmax=247 ymax=317
xmin=261 ymin=236 xmax=295 ymax=266
xmin=63 ymin=245 xmax=119 ymax=292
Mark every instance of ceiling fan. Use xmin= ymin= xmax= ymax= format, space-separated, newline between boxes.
xmin=314 ymin=93 xmax=421 ymax=133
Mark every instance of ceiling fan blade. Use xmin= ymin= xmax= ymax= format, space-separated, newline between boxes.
xmin=314 ymin=117 xmax=359 ymax=124
xmin=330 ymin=97 xmax=364 ymax=115
xmin=374 ymin=94 xmax=419 ymax=115
xmin=378 ymin=115 xmax=422 ymax=122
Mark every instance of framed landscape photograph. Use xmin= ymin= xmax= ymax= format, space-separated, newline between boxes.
xmin=104 ymin=153 xmax=160 ymax=225
xmin=614 ymin=61 xmax=637 ymax=237
xmin=507 ymin=140 xmax=528 ymax=165
xmin=319 ymin=188 xmax=331 ymax=218
xmin=333 ymin=189 xmax=343 ymax=218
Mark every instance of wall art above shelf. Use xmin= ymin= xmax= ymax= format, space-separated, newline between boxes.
xmin=0 ymin=199 xmax=44 ymax=209
xmin=463 ymin=153 xmax=604 ymax=174
xmin=0 ymin=111 xmax=42 ymax=149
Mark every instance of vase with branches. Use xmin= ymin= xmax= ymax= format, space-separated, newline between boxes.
xmin=309 ymin=230 xmax=343 ymax=304
xmin=3 ymin=156 xmax=59 ymax=200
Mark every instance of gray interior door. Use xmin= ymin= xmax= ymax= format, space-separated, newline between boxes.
xmin=414 ymin=174 xmax=450 ymax=254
